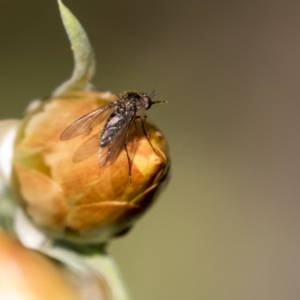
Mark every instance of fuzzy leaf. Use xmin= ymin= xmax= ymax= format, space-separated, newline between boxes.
xmin=53 ymin=0 xmax=96 ymax=97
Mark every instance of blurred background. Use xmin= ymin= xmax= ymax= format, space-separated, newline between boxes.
xmin=1 ymin=1 xmax=300 ymax=299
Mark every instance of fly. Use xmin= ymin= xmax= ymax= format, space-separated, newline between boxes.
xmin=60 ymin=91 xmax=166 ymax=181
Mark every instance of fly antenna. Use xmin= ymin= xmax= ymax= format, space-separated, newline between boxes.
xmin=149 ymin=90 xmax=156 ymax=99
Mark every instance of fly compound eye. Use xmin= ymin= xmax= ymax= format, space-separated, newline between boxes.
xmin=143 ymin=96 xmax=152 ymax=110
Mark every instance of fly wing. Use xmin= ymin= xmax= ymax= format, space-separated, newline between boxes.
xmin=98 ymin=113 xmax=136 ymax=168
xmin=60 ymin=102 xmax=116 ymax=140
xmin=72 ymin=133 xmax=99 ymax=163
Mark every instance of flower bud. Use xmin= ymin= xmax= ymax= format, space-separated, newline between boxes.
xmin=0 ymin=232 xmax=80 ymax=300
xmin=12 ymin=91 xmax=170 ymax=243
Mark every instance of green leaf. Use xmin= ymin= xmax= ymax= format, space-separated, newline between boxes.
xmin=53 ymin=0 xmax=96 ymax=97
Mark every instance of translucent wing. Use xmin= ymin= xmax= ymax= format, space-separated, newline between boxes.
xmin=72 ymin=133 xmax=99 ymax=163
xmin=60 ymin=101 xmax=117 ymax=140
xmin=98 ymin=112 xmax=136 ymax=168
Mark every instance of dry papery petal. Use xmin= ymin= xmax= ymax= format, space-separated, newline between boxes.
xmin=0 ymin=232 xmax=80 ymax=300
xmin=12 ymin=91 xmax=169 ymax=243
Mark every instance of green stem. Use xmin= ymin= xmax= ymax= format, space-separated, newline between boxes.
xmin=44 ymin=244 xmax=132 ymax=300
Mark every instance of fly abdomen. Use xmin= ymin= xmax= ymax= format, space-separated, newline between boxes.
xmin=100 ymin=113 xmax=128 ymax=147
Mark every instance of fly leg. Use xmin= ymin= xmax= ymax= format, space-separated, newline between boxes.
xmin=124 ymin=120 xmax=136 ymax=184
xmin=124 ymin=140 xmax=132 ymax=184
xmin=138 ymin=116 xmax=165 ymax=164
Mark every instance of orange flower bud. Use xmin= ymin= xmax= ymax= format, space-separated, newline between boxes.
xmin=12 ymin=91 xmax=170 ymax=243
xmin=0 ymin=232 xmax=80 ymax=300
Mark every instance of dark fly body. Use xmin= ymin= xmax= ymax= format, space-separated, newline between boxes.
xmin=60 ymin=91 xmax=166 ymax=180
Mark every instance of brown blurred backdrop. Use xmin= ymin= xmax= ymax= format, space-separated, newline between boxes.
xmin=1 ymin=1 xmax=300 ymax=299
